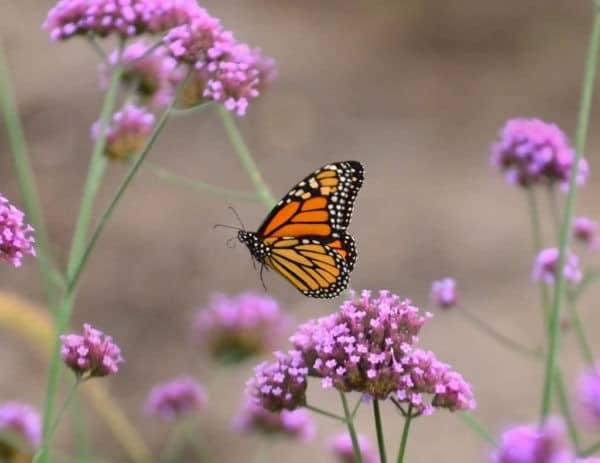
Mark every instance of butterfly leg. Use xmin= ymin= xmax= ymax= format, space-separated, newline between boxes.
xmin=259 ymin=263 xmax=268 ymax=292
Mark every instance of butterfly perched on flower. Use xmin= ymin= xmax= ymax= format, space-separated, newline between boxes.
xmin=236 ymin=161 xmax=364 ymax=298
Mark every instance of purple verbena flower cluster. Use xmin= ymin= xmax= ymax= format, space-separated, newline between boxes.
xmin=491 ymin=417 xmax=573 ymax=463
xmin=430 ymin=278 xmax=458 ymax=310
xmin=195 ymin=292 xmax=289 ymax=363
xmin=575 ymin=364 xmax=600 ymax=429
xmin=573 ymin=216 xmax=600 ymax=250
xmin=491 ymin=118 xmax=588 ymax=190
xmin=0 ymin=194 xmax=35 ymax=268
xmin=246 ymin=350 xmax=308 ymax=412
xmin=0 ymin=402 xmax=41 ymax=453
xmin=329 ymin=433 xmax=379 ymax=463
xmin=145 ymin=376 xmax=206 ymax=421
xmin=246 ymin=290 xmax=475 ymax=416
xmin=43 ymin=0 xmax=201 ymax=40
xmin=233 ymin=397 xmax=315 ymax=442
xmin=92 ymin=104 xmax=155 ymax=161
xmin=532 ymin=248 xmax=583 ymax=286
xmin=60 ymin=323 xmax=123 ymax=378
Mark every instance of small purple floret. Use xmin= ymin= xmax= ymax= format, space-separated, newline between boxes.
xmin=430 ymin=278 xmax=458 ymax=309
xmin=0 ymin=402 xmax=41 ymax=451
xmin=0 ymin=194 xmax=36 ymax=268
xmin=145 ymin=377 xmax=206 ymax=421
xmin=329 ymin=433 xmax=379 ymax=463
xmin=532 ymin=248 xmax=583 ymax=285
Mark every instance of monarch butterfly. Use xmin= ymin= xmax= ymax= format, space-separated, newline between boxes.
xmin=236 ymin=161 xmax=364 ymax=298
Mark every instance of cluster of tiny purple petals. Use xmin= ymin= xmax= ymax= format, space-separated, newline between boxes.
xmin=289 ymin=290 xmax=475 ymax=414
xmin=145 ymin=377 xmax=206 ymax=421
xmin=43 ymin=0 xmax=203 ymax=41
xmin=575 ymin=364 xmax=600 ymax=429
xmin=92 ymin=104 xmax=155 ymax=161
xmin=491 ymin=118 xmax=588 ymax=189
xmin=329 ymin=433 xmax=379 ymax=463
xmin=233 ymin=398 xmax=315 ymax=442
xmin=532 ymin=248 xmax=583 ymax=285
xmin=0 ymin=195 xmax=35 ymax=268
xmin=102 ymin=40 xmax=178 ymax=107
xmin=430 ymin=278 xmax=458 ymax=309
xmin=195 ymin=292 xmax=289 ymax=362
xmin=0 ymin=402 xmax=41 ymax=450
xmin=60 ymin=323 xmax=123 ymax=377
xmin=491 ymin=417 xmax=573 ymax=463
xmin=246 ymin=350 xmax=308 ymax=412
xmin=573 ymin=216 xmax=600 ymax=250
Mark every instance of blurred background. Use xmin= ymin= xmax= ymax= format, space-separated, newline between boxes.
xmin=2 ymin=0 xmax=600 ymax=461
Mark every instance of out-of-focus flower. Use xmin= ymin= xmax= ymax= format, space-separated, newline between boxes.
xmin=573 ymin=216 xmax=600 ymax=250
xmin=0 ymin=195 xmax=35 ymax=268
xmin=43 ymin=0 xmax=202 ymax=41
xmin=232 ymin=397 xmax=315 ymax=442
xmin=60 ymin=323 xmax=123 ymax=378
xmin=491 ymin=118 xmax=588 ymax=190
xmin=430 ymin=278 xmax=458 ymax=309
xmin=328 ymin=433 xmax=379 ymax=463
xmin=194 ymin=292 xmax=289 ymax=364
xmin=532 ymin=248 xmax=583 ymax=286
xmin=101 ymin=40 xmax=178 ymax=107
xmin=0 ymin=402 xmax=41 ymax=458
xmin=290 ymin=290 xmax=475 ymax=414
xmin=491 ymin=417 xmax=572 ymax=463
xmin=92 ymin=104 xmax=155 ymax=161
xmin=575 ymin=364 xmax=600 ymax=429
xmin=245 ymin=350 xmax=308 ymax=412
xmin=145 ymin=377 xmax=206 ymax=421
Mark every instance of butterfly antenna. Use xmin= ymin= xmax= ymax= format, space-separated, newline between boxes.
xmin=228 ymin=206 xmax=246 ymax=231
xmin=213 ymin=223 xmax=242 ymax=231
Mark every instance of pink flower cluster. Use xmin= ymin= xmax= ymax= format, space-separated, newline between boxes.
xmin=576 ymin=364 xmax=600 ymax=429
xmin=233 ymin=398 xmax=315 ymax=442
xmin=145 ymin=377 xmax=206 ymax=421
xmin=573 ymin=216 xmax=600 ymax=250
xmin=532 ymin=248 xmax=583 ymax=286
xmin=60 ymin=323 xmax=123 ymax=378
xmin=0 ymin=402 xmax=41 ymax=451
xmin=246 ymin=350 xmax=308 ymax=412
xmin=43 ymin=0 xmax=201 ymax=40
xmin=92 ymin=104 xmax=155 ymax=161
xmin=491 ymin=118 xmax=588 ymax=189
xmin=195 ymin=292 xmax=289 ymax=363
xmin=329 ymin=433 xmax=379 ymax=463
xmin=247 ymin=290 xmax=475 ymax=416
xmin=0 ymin=194 xmax=35 ymax=268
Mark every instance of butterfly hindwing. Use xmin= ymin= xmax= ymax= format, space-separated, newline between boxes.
xmin=326 ymin=232 xmax=357 ymax=272
xmin=264 ymin=237 xmax=350 ymax=298
xmin=256 ymin=161 xmax=364 ymax=239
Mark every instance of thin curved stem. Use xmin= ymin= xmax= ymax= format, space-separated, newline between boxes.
xmin=554 ymin=368 xmax=581 ymax=453
xmin=0 ymin=42 xmax=57 ymax=303
xmin=373 ymin=399 xmax=388 ymax=463
xmin=526 ymin=189 xmax=550 ymax=322
xmin=304 ymin=403 xmax=346 ymax=422
xmin=540 ymin=4 xmax=600 ymax=421
xmin=396 ymin=404 xmax=413 ymax=463
xmin=216 ymin=106 xmax=276 ymax=209
xmin=566 ymin=290 xmax=594 ymax=365
xmin=458 ymin=306 xmax=543 ymax=360
xmin=37 ymin=62 xmax=124 ymax=463
xmin=145 ymin=161 xmax=261 ymax=202
xmin=458 ymin=413 xmax=496 ymax=447
xmin=49 ymin=378 xmax=80 ymax=438
xmin=340 ymin=392 xmax=363 ymax=463
xmin=351 ymin=394 xmax=363 ymax=419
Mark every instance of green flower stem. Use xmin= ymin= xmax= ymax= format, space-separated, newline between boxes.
xmin=70 ymin=393 xmax=91 ymax=462
xmin=554 ymin=368 xmax=581 ymax=453
xmin=546 ymin=186 xmax=562 ymax=238
xmin=396 ymin=404 xmax=413 ymax=463
xmin=161 ymin=419 xmax=195 ymax=463
xmin=0 ymin=42 xmax=57 ymax=303
xmin=540 ymin=4 xmax=600 ymax=421
xmin=86 ymin=35 xmax=108 ymax=62
xmin=340 ymin=391 xmax=364 ymax=463
xmin=581 ymin=440 xmax=600 ymax=457
xmin=145 ymin=161 xmax=261 ymax=202
xmin=216 ymin=106 xmax=276 ymax=209
xmin=67 ymin=68 xmax=193 ymax=294
xmin=458 ymin=413 xmax=497 ymax=447
xmin=565 ymin=290 xmax=594 ymax=365
xmin=304 ymin=403 xmax=346 ymax=422
xmin=457 ymin=305 xmax=542 ymax=360
xmin=37 ymin=63 xmax=124 ymax=463
xmin=526 ymin=189 xmax=550 ymax=321
xmin=573 ymin=269 xmax=600 ymax=301
xmin=351 ymin=394 xmax=363 ymax=419
xmin=48 ymin=378 xmax=80 ymax=438
xmin=373 ymin=399 xmax=388 ymax=463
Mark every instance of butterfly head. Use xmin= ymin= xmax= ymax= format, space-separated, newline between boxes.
xmin=238 ymin=230 xmax=269 ymax=262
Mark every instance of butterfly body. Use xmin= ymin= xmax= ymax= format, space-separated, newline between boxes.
xmin=238 ymin=161 xmax=364 ymax=298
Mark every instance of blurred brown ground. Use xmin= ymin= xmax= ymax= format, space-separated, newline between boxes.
xmin=2 ymin=0 xmax=600 ymax=461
